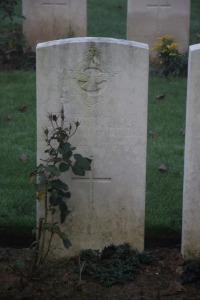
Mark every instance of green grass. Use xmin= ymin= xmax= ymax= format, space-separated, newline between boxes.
xmin=0 ymin=71 xmax=36 ymax=232
xmin=190 ymin=0 xmax=200 ymax=44
xmin=0 ymin=0 xmax=199 ymax=241
xmin=88 ymin=0 xmax=127 ymax=39
xmin=146 ymin=77 xmax=186 ymax=238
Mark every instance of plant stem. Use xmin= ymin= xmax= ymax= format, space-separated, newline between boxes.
xmin=78 ymin=256 xmax=86 ymax=284
xmin=37 ymin=191 xmax=48 ymax=266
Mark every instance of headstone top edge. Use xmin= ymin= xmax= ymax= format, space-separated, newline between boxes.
xmin=36 ymin=37 xmax=149 ymax=50
xmin=189 ymin=44 xmax=200 ymax=52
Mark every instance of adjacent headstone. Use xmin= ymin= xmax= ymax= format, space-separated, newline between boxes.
xmin=22 ymin=0 xmax=87 ymax=50
xmin=37 ymin=37 xmax=149 ymax=258
xmin=127 ymin=0 xmax=191 ymax=53
xmin=182 ymin=44 xmax=200 ymax=261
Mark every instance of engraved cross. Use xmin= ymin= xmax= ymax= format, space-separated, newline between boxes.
xmin=43 ymin=0 xmax=67 ymax=6
xmin=147 ymin=0 xmax=171 ymax=31
xmin=71 ymin=156 xmax=111 ymax=201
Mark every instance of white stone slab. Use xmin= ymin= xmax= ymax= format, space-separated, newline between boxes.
xmin=182 ymin=44 xmax=200 ymax=261
xmin=37 ymin=37 xmax=149 ymax=258
xmin=22 ymin=0 xmax=87 ymax=50
xmin=127 ymin=0 xmax=191 ymax=53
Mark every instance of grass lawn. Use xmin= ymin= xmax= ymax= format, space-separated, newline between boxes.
xmin=88 ymin=0 xmax=127 ymax=39
xmin=146 ymin=77 xmax=186 ymax=241
xmin=0 ymin=72 xmax=36 ymax=233
xmin=0 ymin=0 xmax=199 ymax=241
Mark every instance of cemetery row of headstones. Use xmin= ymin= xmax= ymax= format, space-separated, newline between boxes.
xmin=37 ymin=37 xmax=200 ymax=262
xmin=23 ymin=0 xmax=191 ymax=53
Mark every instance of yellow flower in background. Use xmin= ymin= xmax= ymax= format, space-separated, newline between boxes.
xmin=152 ymin=42 xmax=162 ymax=51
xmin=162 ymin=34 xmax=173 ymax=41
xmin=151 ymin=34 xmax=187 ymax=76
xmin=152 ymin=35 xmax=179 ymax=55
xmin=167 ymin=43 xmax=178 ymax=50
xmin=151 ymin=34 xmax=183 ymax=75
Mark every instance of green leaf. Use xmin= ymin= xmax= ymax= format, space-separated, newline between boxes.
xmin=57 ymin=147 xmax=66 ymax=155
xmin=58 ymin=141 xmax=73 ymax=154
xmin=74 ymin=154 xmax=92 ymax=170
xmin=49 ymin=157 xmax=62 ymax=163
xmin=59 ymin=200 xmax=71 ymax=223
xmin=51 ymin=179 xmax=68 ymax=191
xmin=51 ymin=225 xmax=60 ymax=234
xmin=63 ymin=153 xmax=72 ymax=163
xmin=72 ymin=164 xmax=85 ymax=176
xmin=46 ymin=181 xmax=53 ymax=191
xmin=36 ymin=164 xmax=46 ymax=172
xmin=55 ymin=231 xmax=72 ymax=249
xmin=72 ymin=155 xmax=92 ymax=176
xmin=62 ymin=235 xmax=72 ymax=249
xmin=50 ymin=190 xmax=59 ymax=198
xmin=42 ymin=223 xmax=53 ymax=231
xmin=58 ymin=190 xmax=71 ymax=198
xmin=59 ymin=162 xmax=70 ymax=172
xmin=49 ymin=195 xmax=62 ymax=206
xmin=45 ymin=148 xmax=56 ymax=156
xmin=73 ymin=154 xmax=82 ymax=160
xmin=46 ymin=165 xmax=60 ymax=177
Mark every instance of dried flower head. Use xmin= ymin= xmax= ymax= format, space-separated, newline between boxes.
xmin=52 ymin=115 xmax=58 ymax=122
xmin=75 ymin=121 xmax=80 ymax=128
xmin=60 ymin=107 xmax=65 ymax=121
xmin=44 ymin=128 xmax=49 ymax=136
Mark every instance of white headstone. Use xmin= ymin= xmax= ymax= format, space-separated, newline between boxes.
xmin=37 ymin=37 xmax=149 ymax=258
xmin=182 ymin=44 xmax=200 ymax=261
xmin=127 ymin=0 xmax=191 ymax=53
xmin=22 ymin=0 xmax=87 ymax=50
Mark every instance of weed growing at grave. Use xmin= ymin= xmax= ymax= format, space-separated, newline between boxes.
xmin=0 ymin=0 xmax=35 ymax=70
xmin=30 ymin=107 xmax=92 ymax=265
xmin=78 ymin=243 xmax=153 ymax=287
xmin=152 ymin=35 xmax=187 ymax=77
xmin=0 ymin=0 xmax=17 ymax=16
xmin=0 ymin=1 xmax=24 ymax=64
xmin=192 ymin=33 xmax=200 ymax=44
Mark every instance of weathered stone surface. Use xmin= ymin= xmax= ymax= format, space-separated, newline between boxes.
xmin=37 ymin=37 xmax=149 ymax=258
xmin=23 ymin=0 xmax=87 ymax=50
xmin=182 ymin=44 xmax=200 ymax=261
xmin=127 ymin=0 xmax=191 ymax=53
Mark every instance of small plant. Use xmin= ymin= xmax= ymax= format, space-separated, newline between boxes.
xmin=191 ymin=32 xmax=200 ymax=45
xmin=152 ymin=34 xmax=187 ymax=77
xmin=0 ymin=0 xmax=17 ymax=17
xmin=0 ymin=0 xmax=35 ymax=70
xmin=78 ymin=243 xmax=153 ymax=287
xmin=0 ymin=1 xmax=23 ymax=63
xmin=30 ymin=107 xmax=92 ymax=265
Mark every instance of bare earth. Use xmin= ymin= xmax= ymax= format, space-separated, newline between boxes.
xmin=0 ymin=243 xmax=200 ymax=300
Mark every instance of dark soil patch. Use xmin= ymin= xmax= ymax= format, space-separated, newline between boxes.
xmin=0 ymin=238 xmax=200 ymax=300
xmin=0 ymin=231 xmax=35 ymax=248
